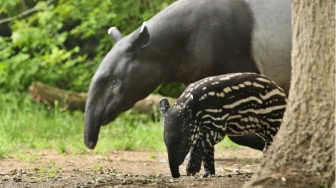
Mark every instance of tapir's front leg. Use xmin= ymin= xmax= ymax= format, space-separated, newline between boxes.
xmin=186 ymin=140 xmax=203 ymax=176
xmin=202 ymin=146 xmax=215 ymax=177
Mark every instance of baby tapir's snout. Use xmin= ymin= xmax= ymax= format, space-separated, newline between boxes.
xmin=160 ymin=73 xmax=287 ymax=178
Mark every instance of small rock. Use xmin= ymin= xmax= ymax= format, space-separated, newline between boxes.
xmin=13 ymin=177 xmax=22 ymax=182
xmin=96 ymin=177 xmax=106 ymax=183
xmin=108 ymin=167 xmax=117 ymax=173
xmin=122 ymin=180 xmax=127 ymax=185
xmin=115 ymin=173 xmax=123 ymax=178
xmin=87 ymin=179 xmax=95 ymax=184
xmin=2 ymin=175 xmax=10 ymax=181
xmin=281 ymin=177 xmax=286 ymax=182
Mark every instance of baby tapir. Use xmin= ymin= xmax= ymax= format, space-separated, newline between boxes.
xmin=159 ymin=73 xmax=287 ymax=178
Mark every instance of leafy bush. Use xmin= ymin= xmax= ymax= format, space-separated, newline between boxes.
xmin=0 ymin=0 xmax=175 ymax=92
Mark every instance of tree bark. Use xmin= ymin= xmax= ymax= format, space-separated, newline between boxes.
xmin=28 ymin=82 xmax=176 ymax=113
xmin=29 ymin=82 xmax=87 ymax=111
xmin=244 ymin=1 xmax=335 ymax=187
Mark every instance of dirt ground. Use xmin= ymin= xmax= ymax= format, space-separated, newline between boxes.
xmin=0 ymin=148 xmax=262 ymax=188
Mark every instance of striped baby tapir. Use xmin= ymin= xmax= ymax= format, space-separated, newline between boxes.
xmin=159 ymin=73 xmax=287 ymax=178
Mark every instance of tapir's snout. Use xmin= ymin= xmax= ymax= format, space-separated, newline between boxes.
xmin=169 ymin=157 xmax=181 ymax=178
xmin=84 ymin=139 xmax=96 ymax=150
xmin=84 ymin=93 xmax=106 ymax=150
xmin=172 ymin=171 xmax=181 ymax=178
xmin=167 ymin=150 xmax=187 ymax=178
xmin=84 ymin=115 xmax=101 ymax=150
xmin=84 ymin=101 xmax=119 ymax=149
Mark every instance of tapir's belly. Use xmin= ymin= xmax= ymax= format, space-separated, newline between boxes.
xmin=247 ymin=0 xmax=291 ymax=93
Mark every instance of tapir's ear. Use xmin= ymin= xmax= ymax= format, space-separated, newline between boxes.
xmin=184 ymin=95 xmax=194 ymax=109
xmin=133 ymin=21 xmax=150 ymax=49
xmin=184 ymin=95 xmax=194 ymax=118
xmin=108 ymin=27 xmax=123 ymax=41
xmin=159 ymin=97 xmax=170 ymax=116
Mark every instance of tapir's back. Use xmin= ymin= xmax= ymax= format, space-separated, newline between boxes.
xmin=145 ymin=0 xmax=290 ymax=91
xmin=177 ymin=73 xmax=287 ymax=118
xmin=146 ymin=0 xmax=258 ymax=84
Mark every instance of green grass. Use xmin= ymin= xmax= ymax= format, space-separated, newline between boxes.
xmin=1 ymin=93 xmax=86 ymax=157
xmin=96 ymin=110 xmax=166 ymax=152
xmin=0 ymin=92 xmax=239 ymax=158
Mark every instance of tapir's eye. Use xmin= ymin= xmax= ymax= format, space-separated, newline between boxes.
xmin=110 ymin=80 xmax=119 ymax=89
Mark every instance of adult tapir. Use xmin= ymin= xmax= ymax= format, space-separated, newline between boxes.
xmin=84 ymin=0 xmax=291 ymax=150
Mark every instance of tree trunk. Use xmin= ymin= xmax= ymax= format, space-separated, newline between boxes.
xmin=29 ymin=82 xmax=88 ymax=111
xmin=28 ymin=82 xmax=176 ymax=113
xmin=244 ymin=1 xmax=335 ymax=187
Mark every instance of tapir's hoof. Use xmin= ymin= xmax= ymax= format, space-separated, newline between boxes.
xmin=186 ymin=171 xmax=197 ymax=176
xmin=172 ymin=173 xmax=181 ymax=178
xmin=202 ymin=172 xmax=215 ymax=178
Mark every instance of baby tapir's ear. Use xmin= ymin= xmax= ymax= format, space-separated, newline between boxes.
xmin=159 ymin=97 xmax=170 ymax=116
xmin=184 ymin=95 xmax=193 ymax=108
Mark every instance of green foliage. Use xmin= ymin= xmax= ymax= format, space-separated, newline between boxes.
xmin=0 ymin=0 xmax=175 ymax=92
xmin=154 ymin=82 xmax=185 ymax=98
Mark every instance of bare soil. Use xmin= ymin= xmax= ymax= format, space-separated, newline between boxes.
xmin=0 ymin=148 xmax=262 ymax=188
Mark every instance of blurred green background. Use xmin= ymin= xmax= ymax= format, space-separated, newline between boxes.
xmin=0 ymin=0 xmax=182 ymax=94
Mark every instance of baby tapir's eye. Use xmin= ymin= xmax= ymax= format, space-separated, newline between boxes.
xmin=110 ymin=80 xmax=119 ymax=89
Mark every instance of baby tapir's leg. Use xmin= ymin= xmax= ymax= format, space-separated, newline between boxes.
xmin=202 ymin=146 xmax=215 ymax=177
xmin=186 ymin=141 xmax=203 ymax=176
xmin=257 ymin=120 xmax=281 ymax=152
xmin=187 ymin=136 xmax=216 ymax=177
xmin=254 ymin=132 xmax=268 ymax=152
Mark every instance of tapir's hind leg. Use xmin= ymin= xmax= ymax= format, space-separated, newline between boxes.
xmin=228 ymin=133 xmax=265 ymax=151
xmin=255 ymin=130 xmax=274 ymax=153
xmin=259 ymin=122 xmax=281 ymax=152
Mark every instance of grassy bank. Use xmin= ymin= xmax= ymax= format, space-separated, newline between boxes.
xmin=0 ymin=93 xmax=240 ymax=158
